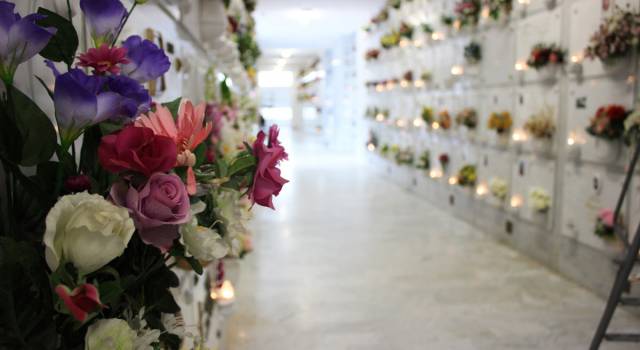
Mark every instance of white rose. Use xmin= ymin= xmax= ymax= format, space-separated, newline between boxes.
xmin=85 ymin=319 xmax=136 ymax=350
xmin=180 ymin=217 xmax=228 ymax=262
xmin=44 ymin=192 xmax=135 ymax=274
xmin=41 ymin=0 xmax=79 ymax=18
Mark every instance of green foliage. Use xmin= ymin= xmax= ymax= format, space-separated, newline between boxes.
xmin=162 ymin=98 xmax=182 ymax=118
xmin=36 ymin=8 xmax=79 ymax=67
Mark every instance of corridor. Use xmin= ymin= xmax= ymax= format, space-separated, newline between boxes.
xmin=223 ymin=131 xmax=640 ymax=350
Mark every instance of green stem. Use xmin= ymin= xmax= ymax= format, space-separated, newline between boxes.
xmin=66 ymin=0 xmax=72 ymax=22
xmin=110 ymin=2 xmax=137 ymax=47
xmin=71 ymin=141 xmax=77 ymax=174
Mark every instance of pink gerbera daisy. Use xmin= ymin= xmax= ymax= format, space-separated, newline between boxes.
xmin=77 ymin=44 xmax=130 ymax=75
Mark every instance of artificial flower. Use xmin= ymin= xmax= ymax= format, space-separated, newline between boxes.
xmin=421 ymin=107 xmax=434 ymax=124
xmin=98 ymin=125 xmax=177 ymax=177
xmin=135 ymin=100 xmax=212 ymax=194
xmin=455 ymin=108 xmax=478 ymax=129
xmin=103 ymin=75 xmax=152 ymax=120
xmin=457 ymin=165 xmax=477 ymax=187
xmin=64 ymin=174 xmax=92 ymax=193
xmin=595 ymin=209 xmax=618 ymax=238
xmin=524 ymin=106 xmax=555 ymax=139
xmin=438 ymin=110 xmax=452 ymax=130
xmin=85 ymin=318 xmax=136 ymax=350
xmin=489 ymin=178 xmax=508 ymax=200
xmin=80 ymin=0 xmax=127 ymax=47
xmin=44 ymin=192 xmax=135 ymax=274
xmin=395 ymin=147 xmax=414 ymax=166
xmin=0 ymin=1 xmax=56 ymax=84
xmin=180 ymin=216 xmax=228 ymax=262
xmin=55 ymin=283 xmax=103 ymax=322
xmin=249 ymin=125 xmax=288 ymax=209
xmin=416 ymin=150 xmax=431 ymax=170
xmin=111 ymin=173 xmax=190 ymax=252
xmin=587 ymin=104 xmax=629 ymax=140
xmin=526 ymin=43 xmax=565 ymax=70
xmin=77 ymin=44 xmax=130 ymax=75
xmin=215 ymin=189 xmax=251 ymax=257
xmin=529 ymin=187 xmax=551 ymax=212
xmin=121 ymin=35 xmax=171 ymax=83
xmin=439 ymin=153 xmax=449 ymax=170
xmin=487 ymin=111 xmax=512 ymax=134
xmin=584 ymin=7 xmax=640 ymax=62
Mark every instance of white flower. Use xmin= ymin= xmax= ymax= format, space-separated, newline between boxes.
xmin=215 ymin=190 xmax=250 ymax=257
xmin=219 ymin=123 xmax=245 ymax=160
xmin=85 ymin=319 xmax=136 ymax=350
xmin=41 ymin=0 xmax=79 ymax=18
xmin=489 ymin=178 xmax=508 ymax=200
xmin=180 ymin=201 xmax=228 ymax=262
xmin=529 ymin=187 xmax=551 ymax=212
xmin=161 ymin=313 xmax=186 ymax=338
xmin=44 ymin=192 xmax=135 ymax=274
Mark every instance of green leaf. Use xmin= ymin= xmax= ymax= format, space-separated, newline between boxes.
xmin=227 ymin=152 xmax=256 ymax=177
xmin=162 ymin=98 xmax=182 ymax=119
xmin=216 ymin=158 xmax=229 ymax=178
xmin=35 ymin=76 xmax=54 ymax=100
xmin=10 ymin=86 xmax=57 ymax=166
xmin=193 ymin=142 xmax=207 ymax=168
xmin=220 ymin=78 xmax=232 ymax=105
xmin=36 ymin=8 xmax=79 ymax=66
xmin=98 ymin=281 xmax=124 ymax=307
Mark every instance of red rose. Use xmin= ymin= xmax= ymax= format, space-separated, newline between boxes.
xmin=55 ymin=284 xmax=103 ymax=322
xmin=549 ymin=52 xmax=558 ymax=64
xmin=606 ymin=105 xmax=627 ymax=121
xmin=249 ymin=125 xmax=288 ymax=209
xmin=98 ymin=125 xmax=177 ymax=177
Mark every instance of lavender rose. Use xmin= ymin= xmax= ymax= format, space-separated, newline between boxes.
xmin=111 ymin=173 xmax=190 ymax=252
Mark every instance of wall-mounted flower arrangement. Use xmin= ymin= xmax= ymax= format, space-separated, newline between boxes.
xmin=457 ymin=165 xmax=477 ymax=187
xmin=371 ymin=8 xmax=389 ymax=25
xmin=526 ymin=43 xmax=566 ymax=70
xmin=439 ymin=153 xmax=450 ymax=172
xmin=422 ymin=23 xmax=434 ymax=34
xmin=529 ymin=187 xmax=551 ymax=213
xmin=365 ymin=49 xmax=381 ymax=61
xmin=524 ymin=106 xmax=555 ymax=139
xmin=422 ymin=106 xmax=434 ymax=124
xmin=487 ymin=111 xmax=513 ymax=134
xmin=438 ymin=110 xmax=453 ymax=130
xmin=594 ymin=209 xmax=617 ymax=239
xmin=464 ymin=41 xmax=482 ymax=65
xmin=624 ymin=108 xmax=640 ymax=144
xmin=487 ymin=0 xmax=513 ymax=21
xmin=586 ymin=104 xmax=629 ymax=140
xmin=399 ymin=22 xmax=415 ymax=40
xmin=455 ymin=0 xmax=482 ymax=28
xmin=395 ymin=147 xmax=415 ymax=166
xmin=455 ymin=108 xmax=478 ymax=129
xmin=420 ymin=71 xmax=433 ymax=82
xmin=416 ymin=150 xmax=431 ymax=170
xmin=489 ymin=177 xmax=508 ymax=200
xmin=584 ymin=7 xmax=640 ymax=64
xmin=381 ymin=32 xmax=401 ymax=49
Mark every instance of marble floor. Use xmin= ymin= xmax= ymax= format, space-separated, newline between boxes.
xmin=223 ymin=130 xmax=640 ymax=350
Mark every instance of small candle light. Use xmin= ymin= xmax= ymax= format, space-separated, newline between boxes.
xmin=375 ymin=84 xmax=385 ymax=92
xmin=476 ymin=183 xmax=488 ymax=196
xmin=210 ymin=280 xmax=236 ymax=306
xmin=430 ymin=169 xmax=443 ymax=178
xmin=386 ymin=81 xmax=396 ymax=90
xmin=396 ymin=119 xmax=407 ymax=128
xmin=514 ymin=61 xmax=528 ymax=71
xmin=414 ymin=79 xmax=425 ymax=88
xmin=376 ymin=113 xmax=385 ymax=122
xmin=512 ymin=128 xmax=528 ymax=142
xmin=399 ymin=39 xmax=410 ymax=48
xmin=481 ymin=6 xmax=490 ymax=18
xmin=431 ymin=32 xmax=444 ymax=41
xmin=448 ymin=176 xmax=458 ymax=185
xmin=367 ymin=143 xmax=376 ymax=152
xmin=432 ymin=122 xmax=440 ymax=130
xmin=570 ymin=54 xmax=583 ymax=64
xmin=414 ymin=39 xmax=423 ymax=47
xmin=518 ymin=0 xmax=530 ymax=4
xmin=510 ymin=195 xmax=523 ymax=208
xmin=400 ymin=79 xmax=409 ymax=88
xmin=450 ymin=65 xmax=464 ymax=76
xmin=453 ymin=20 xmax=461 ymax=30
xmin=413 ymin=118 xmax=424 ymax=127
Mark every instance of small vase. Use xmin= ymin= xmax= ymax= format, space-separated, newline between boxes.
xmin=531 ymin=138 xmax=553 ymax=155
xmin=537 ymin=65 xmax=559 ymax=82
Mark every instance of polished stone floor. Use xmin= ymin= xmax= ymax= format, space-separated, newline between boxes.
xmin=223 ymin=130 xmax=640 ymax=350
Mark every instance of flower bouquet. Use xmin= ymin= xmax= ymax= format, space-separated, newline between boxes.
xmin=399 ymin=22 xmax=415 ymax=40
xmin=365 ymin=49 xmax=381 ymax=61
xmin=526 ymin=43 xmax=565 ymax=70
xmin=455 ymin=108 xmax=478 ymax=129
xmin=381 ymin=31 xmax=401 ymax=49
xmin=416 ymin=150 xmax=431 ymax=170
xmin=438 ymin=110 xmax=453 ymax=130
xmin=439 ymin=153 xmax=450 ymax=172
xmin=0 ymin=1 xmax=288 ymax=349
xmin=455 ymin=0 xmax=482 ymax=28
xmin=586 ymin=104 xmax=629 ymax=140
xmin=529 ymin=187 xmax=551 ymax=213
xmin=584 ymin=7 xmax=640 ymax=64
xmin=457 ymin=165 xmax=477 ymax=187
xmin=464 ymin=41 xmax=482 ymax=65
xmin=595 ymin=209 xmax=617 ymax=239
xmin=524 ymin=106 xmax=555 ymax=139
xmin=489 ymin=177 xmax=508 ymax=201
xmin=486 ymin=0 xmax=513 ymax=22
xmin=395 ymin=148 xmax=415 ymax=166
xmin=487 ymin=111 xmax=513 ymax=134
xmin=421 ymin=106 xmax=434 ymax=124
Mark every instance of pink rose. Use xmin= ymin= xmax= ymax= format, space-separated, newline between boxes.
xmin=599 ymin=209 xmax=615 ymax=228
xmin=55 ymin=283 xmax=103 ymax=322
xmin=249 ymin=125 xmax=288 ymax=209
xmin=111 ymin=173 xmax=190 ymax=252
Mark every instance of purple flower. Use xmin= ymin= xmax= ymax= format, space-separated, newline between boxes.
xmin=120 ymin=35 xmax=170 ymax=83
xmin=50 ymin=66 xmax=150 ymax=144
xmin=0 ymin=1 xmax=56 ymax=83
xmin=80 ymin=0 xmax=126 ymax=46
xmin=111 ymin=173 xmax=190 ymax=253
xmin=104 ymin=75 xmax=151 ymax=121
